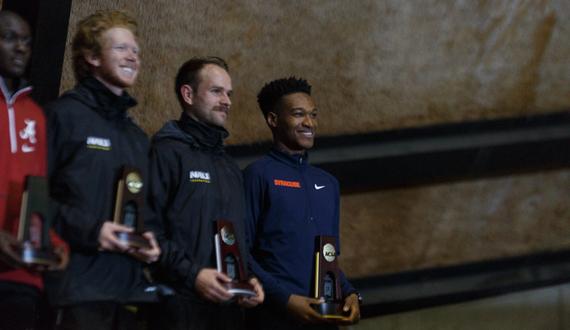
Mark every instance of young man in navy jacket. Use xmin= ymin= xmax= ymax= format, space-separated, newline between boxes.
xmin=243 ymin=77 xmax=361 ymax=329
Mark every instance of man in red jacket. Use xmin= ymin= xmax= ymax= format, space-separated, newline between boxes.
xmin=0 ymin=10 xmax=69 ymax=330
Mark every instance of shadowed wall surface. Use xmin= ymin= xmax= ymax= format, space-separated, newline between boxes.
xmin=338 ymin=170 xmax=570 ymax=278
xmin=355 ymin=283 xmax=570 ymax=330
xmin=59 ymin=0 xmax=570 ymax=278
xmin=61 ymin=0 xmax=570 ymax=144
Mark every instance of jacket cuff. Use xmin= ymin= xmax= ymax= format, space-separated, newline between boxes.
xmin=87 ymin=220 xmax=106 ymax=251
xmin=184 ymin=263 xmax=201 ymax=292
xmin=269 ymin=289 xmax=292 ymax=311
xmin=49 ymin=228 xmax=70 ymax=255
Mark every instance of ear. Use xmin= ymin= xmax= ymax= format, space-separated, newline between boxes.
xmin=267 ymin=111 xmax=278 ymax=128
xmin=85 ymin=54 xmax=101 ymax=67
xmin=181 ymin=85 xmax=193 ymax=106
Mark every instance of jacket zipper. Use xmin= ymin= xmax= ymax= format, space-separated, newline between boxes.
xmin=298 ymin=157 xmax=322 ymax=233
xmin=2 ymin=79 xmax=32 ymax=154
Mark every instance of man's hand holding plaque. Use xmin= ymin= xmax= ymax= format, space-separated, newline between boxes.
xmin=286 ymin=235 xmax=361 ymax=326
xmin=214 ymin=220 xmax=257 ymax=298
xmin=1 ymin=176 xmax=69 ymax=272
xmin=311 ymin=235 xmax=350 ymax=320
xmin=13 ymin=176 xmax=59 ymax=267
xmin=194 ymin=269 xmax=264 ymax=307
xmin=338 ymin=292 xmax=361 ymax=326
xmin=285 ymin=294 xmax=327 ymax=325
xmin=236 ymin=277 xmax=264 ymax=308
xmin=0 ymin=230 xmax=25 ymax=269
xmin=97 ymin=221 xmax=160 ymax=263
xmin=194 ymin=268 xmax=235 ymax=303
xmin=1 ymin=230 xmax=69 ymax=273
xmin=105 ymin=165 xmax=160 ymax=263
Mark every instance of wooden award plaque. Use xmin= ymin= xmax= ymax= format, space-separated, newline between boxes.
xmin=15 ymin=175 xmax=58 ymax=266
xmin=311 ymin=235 xmax=349 ymax=319
xmin=214 ymin=220 xmax=256 ymax=297
xmin=113 ymin=165 xmax=151 ymax=249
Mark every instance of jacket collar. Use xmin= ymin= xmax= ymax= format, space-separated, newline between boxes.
xmin=269 ymin=145 xmax=309 ymax=167
xmin=0 ymin=76 xmax=32 ymax=101
xmin=76 ymin=77 xmax=138 ymax=120
xmin=178 ymin=113 xmax=229 ymax=151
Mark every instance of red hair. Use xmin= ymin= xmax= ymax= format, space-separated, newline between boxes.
xmin=72 ymin=11 xmax=138 ymax=82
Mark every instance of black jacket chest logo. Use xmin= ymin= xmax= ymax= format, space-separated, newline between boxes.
xmin=189 ymin=171 xmax=211 ymax=183
xmin=86 ymin=136 xmax=112 ymax=151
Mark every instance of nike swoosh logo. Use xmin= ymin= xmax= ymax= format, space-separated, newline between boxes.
xmin=22 ymin=144 xmax=35 ymax=153
xmin=315 ymin=184 xmax=325 ymax=190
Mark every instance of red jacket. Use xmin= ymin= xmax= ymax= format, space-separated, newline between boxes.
xmin=0 ymin=77 xmax=68 ymax=290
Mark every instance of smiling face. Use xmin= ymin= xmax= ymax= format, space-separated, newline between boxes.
xmin=182 ymin=64 xmax=232 ymax=128
xmin=0 ymin=13 xmax=31 ymax=81
xmin=87 ymin=27 xmax=139 ymax=95
xmin=268 ymin=92 xmax=318 ymax=155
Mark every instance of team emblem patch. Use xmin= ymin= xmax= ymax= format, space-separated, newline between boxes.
xmin=189 ymin=171 xmax=211 ymax=183
xmin=19 ymin=119 xmax=36 ymax=153
xmin=86 ymin=136 xmax=112 ymax=150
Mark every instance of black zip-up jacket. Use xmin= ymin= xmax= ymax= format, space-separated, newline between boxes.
xmin=43 ymin=77 xmax=155 ymax=306
xmin=146 ymin=114 xmax=254 ymax=301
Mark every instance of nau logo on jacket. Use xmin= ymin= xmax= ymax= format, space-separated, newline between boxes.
xmin=189 ymin=171 xmax=211 ymax=183
xmin=86 ymin=136 xmax=111 ymax=150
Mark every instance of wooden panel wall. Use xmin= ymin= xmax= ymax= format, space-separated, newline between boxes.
xmin=61 ymin=0 xmax=570 ymax=144
xmin=339 ymin=170 xmax=570 ymax=278
xmin=60 ymin=0 xmax=570 ymax=278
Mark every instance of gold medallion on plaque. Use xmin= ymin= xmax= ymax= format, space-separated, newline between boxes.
xmin=323 ymin=243 xmax=336 ymax=262
xmin=126 ymin=172 xmax=143 ymax=194
xmin=113 ymin=165 xmax=151 ymax=249
xmin=221 ymin=226 xmax=236 ymax=246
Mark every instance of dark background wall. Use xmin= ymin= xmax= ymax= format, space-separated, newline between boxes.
xmin=47 ymin=0 xmax=570 ymax=279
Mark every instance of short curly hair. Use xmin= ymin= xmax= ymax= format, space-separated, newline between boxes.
xmin=72 ymin=11 xmax=138 ymax=82
xmin=174 ymin=56 xmax=229 ymax=109
xmin=257 ymin=77 xmax=311 ymax=118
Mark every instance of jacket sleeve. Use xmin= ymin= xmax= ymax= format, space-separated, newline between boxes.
xmin=243 ymin=222 xmax=256 ymax=281
xmin=146 ymin=145 xmax=200 ymax=296
xmin=45 ymin=105 xmax=105 ymax=251
xmin=332 ymin=177 xmax=356 ymax=298
xmin=49 ymin=228 xmax=70 ymax=256
xmin=243 ymin=165 xmax=292 ymax=310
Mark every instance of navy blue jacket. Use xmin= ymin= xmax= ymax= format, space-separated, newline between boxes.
xmin=243 ymin=146 xmax=355 ymax=311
